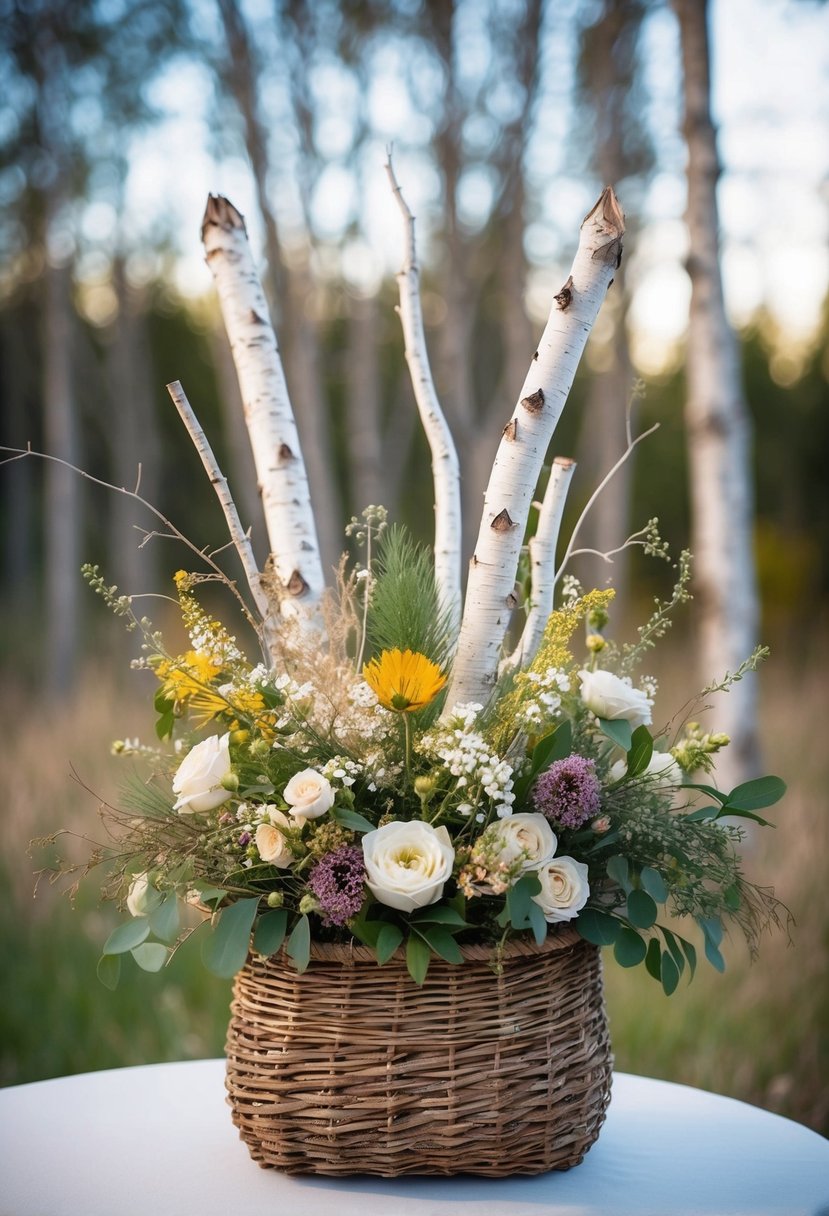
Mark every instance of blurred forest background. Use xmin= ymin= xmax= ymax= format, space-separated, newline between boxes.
xmin=1 ymin=0 xmax=827 ymax=1135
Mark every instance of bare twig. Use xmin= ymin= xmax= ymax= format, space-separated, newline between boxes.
xmin=166 ymin=380 xmax=279 ymax=659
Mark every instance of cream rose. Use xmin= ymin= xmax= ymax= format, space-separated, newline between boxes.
xmin=610 ymin=751 xmax=683 ymax=788
xmin=283 ymin=769 xmax=335 ymax=820
xmin=255 ymin=809 xmax=294 ymax=868
xmin=362 ymin=820 xmax=454 ymax=913
xmin=532 ymin=856 xmax=590 ymax=923
xmin=487 ymin=813 xmax=557 ymax=872
xmin=579 ymin=669 xmax=652 ymax=728
xmin=126 ymin=872 xmax=162 ymax=918
xmin=172 ymin=732 xmax=233 ymax=813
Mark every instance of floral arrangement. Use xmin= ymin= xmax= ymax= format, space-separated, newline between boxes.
xmin=65 ymin=512 xmax=786 ymax=993
xmin=38 ymin=185 xmax=787 ymax=1001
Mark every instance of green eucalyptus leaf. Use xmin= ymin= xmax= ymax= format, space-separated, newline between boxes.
xmin=506 ymin=873 xmax=542 ymax=930
xmin=412 ymin=924 xmax=464 ymax=964
xmin=699 ymin=916 xmax=724 ymax=947
xmin=606 ymin=855 xmax=631 ymax=892
xmin=406 ymin=933 xmax=431 ymax=986
xmin=286 ymin=914 xmax=311 ymax=974
xmin=645 ymin=937 xmax=662 ymax=982
xmin=333 ymin=807 xmax=376 ymax=834
xmin=681 ymin=782 xmax=728 ymax=805
xmin=724 ymin=776 xmax=786 ymax=812
xmin=410 ymin=905 xmax=468 ymax=927
xmin=253 ymin=909 xmax=288 ymax=957
xmin=376 ymin=922 xmax=403 ymax=965
xmin=684 ymin=806 xmax=720 ymax=823
xmin=532 ymin=720 xmax=573 ymax=773
xmin=678 ymin=935 xmax=697 ymax=979
xmin=103 ymin=918 xmax=150 ymax=956
xmin=614 ymin=926 xmax=647 ymax=968
xmin=704 ymin=937 xmax=726 ymax=973
xmin=640 ymin=866 xmax=669 ymax=903
xmin=527 ymin=900 xmax=548 ymax=946
xmin=96 ymin=953 xmax=121 ymax=990
xmin=625 ymin=726 xmax=654 ymax=777
xmin=626 ymin=889 xmax=658 ymax=930
xmin=660 ymin=951 xmax=680 ymax=995
xmin=659 ymin=927 xmax=686 ymax=976
xmin=131 ymin=942 xmax=168 ymax=972
xmin=597 ymin=717 xmax=633 ymax=751
xmin=148 ymin=895 xmax=180 ymax=944
xmin=576 ymin=908 xmax=622 ymax=947
xmin=201 ymin=897 xmax=260 ymax=979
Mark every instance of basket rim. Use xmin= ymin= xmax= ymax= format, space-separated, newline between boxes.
xmin=254 ymin=923 xmax=584 ymax=967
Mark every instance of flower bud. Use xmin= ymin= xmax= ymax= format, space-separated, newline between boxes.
xmin=221 ymin=771 xmax=240 ymax=792
xmin=299 ymin=893 xmax=320 ymax=915
xmin=266 ymin=891 xmax=284 ymax=908
xmin=585 ymin=633 xmax=606 ymax=653
xmin=587 ymin=605 xmax=610 ymax=630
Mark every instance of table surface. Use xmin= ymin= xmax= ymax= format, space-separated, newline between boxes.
xmin=1 ymin=1059 xmax=827 ymax=1216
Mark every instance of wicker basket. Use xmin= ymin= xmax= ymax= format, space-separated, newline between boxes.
xmin=225 ymin=927 xmax=612 ymax=1177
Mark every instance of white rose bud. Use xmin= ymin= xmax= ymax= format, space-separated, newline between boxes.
xmin=172 ymin=733 xmax=233 ymax=814
xmin=362 ymin=820 xmax=454 ymax=913
xmin=579 ymin=669 xmax=652 ymax=728
xmin=532 ymin=856 xmax=590 ymax=923
xmin=610 ymin=751 xmax=683 ymax=788
xmin=255 ymin=809 xmax=294 ymax=868
xmin=283 ymin=769 xmax=335 ymax=820
xmin=126 ymin=872 xmax=162 ymax=918
xmin=486 ymin=813 xmax=557 ymax=873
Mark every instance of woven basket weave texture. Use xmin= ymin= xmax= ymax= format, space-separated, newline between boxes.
xmin=225 ymin=927 xmax=612 ymax=1176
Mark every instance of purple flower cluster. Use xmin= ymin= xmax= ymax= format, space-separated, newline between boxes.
xmin=308 ymin=844 xmax=366 ymax=927
xmin=532 ymin=755 xmax=601 ymax=830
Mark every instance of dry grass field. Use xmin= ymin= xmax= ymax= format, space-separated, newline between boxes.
xmin=2 ymin=646 xmax=826 ymax=1135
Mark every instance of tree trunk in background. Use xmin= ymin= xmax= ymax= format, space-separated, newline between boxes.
xmin=574 ymin=0 xmax=649 ymax=609
xmin=42 ymin=253 xmax=81 ymax=694
xmin=105 ymin=262 xmax=160 ymax=595
xmin=345 ymin=292 xmax=386 ymax=514
xmin=1 ymin=314 xmax=36 ymax=621
xmin=675 ymin=0 xmax=760 ymax=787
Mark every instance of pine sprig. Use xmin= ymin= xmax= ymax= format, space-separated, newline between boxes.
xmin=366 ymin=525 xmax=454 ymax=670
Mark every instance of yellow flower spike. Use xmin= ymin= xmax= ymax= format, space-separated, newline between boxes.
xmin=362 ymin=648 xmax=447 ymax=713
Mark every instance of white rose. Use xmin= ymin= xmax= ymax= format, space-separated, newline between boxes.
xmin=579 ymin=669 xmax=652 ymax=728
xmin=126 ymin=872 xmax=162 ymax=918
xmin=610 ymin=751 xmax=683 ymax=788
xmin=362 ymin=820 xmax=455 ymax=913
xmin=487 ymin=813 xmax=557 ymax=872
xmin=532 ymin=856 xmax=590 ymax=923
xmin=172 ymin=733 xmax=233 ymax=813
xmin=255 ymin=809 xmax=294 ymax=867
xmin=283 ymin=769 xmax=335 ymax=820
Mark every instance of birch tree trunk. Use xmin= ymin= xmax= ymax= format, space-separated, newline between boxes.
xmin=201 ymin=195 xmax=325 ymax=623
xmin=444 ymin=189 xmax=625 ymax=712
xmin=675 ymin=0 xmax=760 ymax=786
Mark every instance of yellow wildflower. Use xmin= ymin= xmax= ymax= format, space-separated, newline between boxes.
xmin=362 ymin=648 xmax=446 ymax=713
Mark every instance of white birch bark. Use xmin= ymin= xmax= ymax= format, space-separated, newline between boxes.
xmin=443 ymin=188 xmax=625 ymax=712
xmin=166 ymin=380 xmax=280 ymax=663
xmin=386 ymin=158 xmax=462 ymax=636
xmin=201 ymin=194 xmax=324 ymax=625
xmin=675 ymin=0 xmax=760 ymax=786
xmin=503 ymin=456 xmax=576 ymax=673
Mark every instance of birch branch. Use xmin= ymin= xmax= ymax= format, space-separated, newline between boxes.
xmin=385 ymin=155 xmax=462 ymax=637
xmin=501 ymin=456 xmax=576 ymax=674
xmin=443 ymin=187 xmax=625 ymax=713
xmin=553 ymin=422 xmax=659 ymax=587
xmin=166 ymin=380 xmax=280 ymax=661
xmin=201 ymin=194 xmax=324 ymax=627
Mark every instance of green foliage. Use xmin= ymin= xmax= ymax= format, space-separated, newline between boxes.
xmin=201 ymin=898 xmax=260 ymax=979
xmin=366 ymin=525 xmax=453 ymax=670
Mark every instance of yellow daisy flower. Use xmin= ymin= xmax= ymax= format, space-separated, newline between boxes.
xmin=362 ymin=648 xmax=447 ymax=713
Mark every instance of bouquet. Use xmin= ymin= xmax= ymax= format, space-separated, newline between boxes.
xmin=43 ymin=183 xmax=786 ymax=997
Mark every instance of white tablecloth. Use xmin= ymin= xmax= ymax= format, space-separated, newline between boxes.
xmin=1 ymin=1059 xmax=827 ymax=1216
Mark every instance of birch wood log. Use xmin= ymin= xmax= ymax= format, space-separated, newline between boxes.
xmin=385 ymin=157 xmax=462 ymax=635
xmin=443 ymin=187 xmax=625 ymax=712
xmin=503 ymin=456 xmax=576 ymax=673
xmin=675 ymin=0 xmax=760 ymax=786
xmin=201 ymin=195 xmax=324 ymax=624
